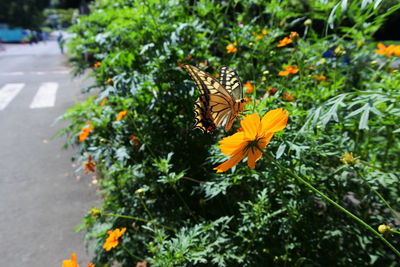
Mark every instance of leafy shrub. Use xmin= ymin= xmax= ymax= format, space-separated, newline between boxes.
xmin=59 ymin=0 xmax=400 ymax=266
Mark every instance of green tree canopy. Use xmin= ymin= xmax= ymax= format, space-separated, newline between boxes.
xmin=0 ymin=0 xmax=50 ymax=28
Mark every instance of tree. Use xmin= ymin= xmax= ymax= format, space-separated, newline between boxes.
xmin=0 ymin=0 xmax=51 ymax=28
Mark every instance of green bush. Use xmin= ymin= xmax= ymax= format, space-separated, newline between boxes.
xmin=59 ymin=0 xmax=400 ymax=266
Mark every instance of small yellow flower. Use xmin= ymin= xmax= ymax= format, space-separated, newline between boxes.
xmin=214 ymin=108 xmax=288 ymax=172
xmin=135 ymin=188 xmax=145 ymax=195
xmin=340 ymin=152 xmax=358 ymax=166
xmin=378 ymin=224 xmax=390 ymax=234
xmin=107 ymin=78 xmax=113 ymax=85
xmin=256 ymin=34 xmax=263 ymax=40
xmin=262 ymin=29 xmax=268 ymax=35
xmin=304 ymin=19 xmax=312 ymax=26
xmin=117 ymin=110 xmax=128 ymax=121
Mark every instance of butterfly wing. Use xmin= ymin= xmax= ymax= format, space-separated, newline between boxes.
xmin=219 ymin=66 xmax=243 ymax=100
xmin=183 ymin=64 xmax=237 ymax=133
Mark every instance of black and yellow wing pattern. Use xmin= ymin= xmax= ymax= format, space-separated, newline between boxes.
xmin=183 ymin=64 xmax=244 ymax=133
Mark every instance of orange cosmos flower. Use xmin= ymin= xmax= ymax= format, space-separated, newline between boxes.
xmin=103 ymin=227 xmax=127 ymax=251
xmin=375 ymin=43 xmax=400 ymax=57
xmin=313 ymin=75 xmax=326 ymax=81
xmin=214 ymin=108 xmax=288 ymax=173
xmin=226 ymin=42 xmax=238 ymax=53
xmin=84 ymin=155 xmax=96 ymax=173
xmin=277 ymin=37 xmax=292 ymax=47
xmin=93 ymin=62 xmax=101 ymax=68
xmin=281 ymin=92 xmax=295 ymax=102
xmin=256 ymin=34 xmax=263 ymax=40
xmin=244 ymin=81 xmax=254 ymax=94
xmin=117 ymin=110 xmax=128 ymax=121
xmin=62 ymin=253 xmax=80 ymax=267
xmin=278 ymin=65 xmax=298 ymax=76
xmin=87 ymin=264 xmax=95 ymax=267
xmin=78 ymin=123 xmax=93 ymax=142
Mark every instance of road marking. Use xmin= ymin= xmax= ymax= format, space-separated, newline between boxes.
xmin=30 ymin=82 xmax=58 ymax=109
xmin=0 ymin=70 xmax=69 ymax=76
xmin=0 ymin=83 xmax=25 ymax=110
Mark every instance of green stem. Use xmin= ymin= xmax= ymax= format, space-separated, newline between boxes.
xmin=352 ymin=167 xmax=400 ymax=222
xmin=140 ymin=197 xmax=154 ymax=221
xmin=267 ymin=154 xmax=400 ymax=258
xmin=102 ymin=213 xmax=176 ymax=232
xmin=173 ymin=185 xmax=197 ymax=221
xmin=390 ymin=229 xmax=400 ymax=235
xmin=121 ymin=243 xmax=145 ymax=262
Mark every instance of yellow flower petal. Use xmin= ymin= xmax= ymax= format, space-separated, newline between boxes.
xmin=241 ymin=113 xmax=260 ymax=140
xmin=214 ymin=150 xmax=247 ymax=173
xmin=260 ymin=108 xmax=288 ymax=134
xmin=219 ymin=132 xmax=246 ymax=156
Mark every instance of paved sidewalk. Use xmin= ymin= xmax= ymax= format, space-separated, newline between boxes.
xmin=0 ymin=41 xmax=97 ymax=266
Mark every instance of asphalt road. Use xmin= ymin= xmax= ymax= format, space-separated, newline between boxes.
xmin=0 ymin=41 xmax=97 ymax=266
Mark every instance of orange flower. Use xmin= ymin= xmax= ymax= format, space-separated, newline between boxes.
xmin=278 ymin=65 xmax=298 ymax=76
xmin=107 ymin=78 xmax=113 ymax=85
xmin=226 ymin=42 xmax=238 ymax=53
xmin=117 ymin=110 xmax=128 ymax=121
xmin=99 ymin=98 xmax=107 ymax=106
xmin=262 ymin=29 xmax=268 ymax=35
xmin=281 ymin=92 xmax=295 ymax=102
xmin=313 ymin=75 xmax=327 ymax=81
xmin=93 ymin=62 xmax=101 ymax=68
xmin=62 ymin=253 xmax=80 ymax=267
xmin=289 ymin=31 xmax=299 ymax=41
xmin=214 ymin=108 xmax=288 ymax=172
xmin=130 ymin=135 xmax=141 ymax=150
xmin=244 ymin=96 xmax=252 ymax=105
xmin=375 ymin=43 xmax=400 ymax=57
xmin=78 ymin=123 xmax=93 ymax=142
xmin=256 ymin=34 xmax=263 ymax=40
xmin=87 ymin=264 xmax=94 ymax=267
xmin=244 ymin=81 xmax=254 ymax=94
xmin=103 ymin=227 xmax=126 ymax=251
xmin=214 ymin=73 xmax=220 ymax=79
xmin=84 ymin=155 xmax=96 ymax=173
xmin=277 ymin=37 xmax=292 ymax=47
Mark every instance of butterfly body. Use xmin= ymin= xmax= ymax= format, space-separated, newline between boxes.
xmin=183 ymin=64 xmax=244 ymax=133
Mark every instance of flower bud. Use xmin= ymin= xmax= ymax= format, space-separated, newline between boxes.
xmin=89 ymin=207 xmax=101 ymax=218
xmin=135 ymin=188 xmax=145 ymax=195
xmin=378 ymin=224 xmax=390 ymax=234
xmin=289 ymin=31 xmax=300 ymax=41
xmin=304 ymin=19 xmax=312 ymax=26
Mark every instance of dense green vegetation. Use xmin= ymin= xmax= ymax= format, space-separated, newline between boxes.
xmin=60 ymin=0 xmax=400 ymax=266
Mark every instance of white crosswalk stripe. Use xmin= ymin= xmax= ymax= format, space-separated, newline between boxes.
xmin=29 ymin=82 xmax=58 ymax=109
xmin=0 ymin=83 xmax=25 ymax=110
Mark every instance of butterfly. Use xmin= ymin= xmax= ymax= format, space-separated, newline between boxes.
xmin=183 ymin=64 xmax=244 ymax=133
